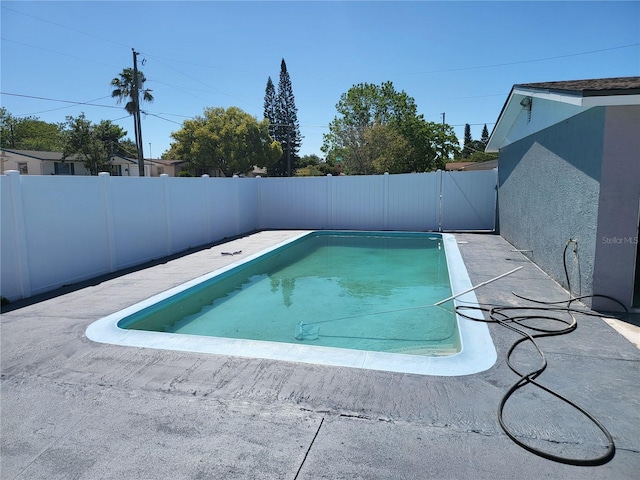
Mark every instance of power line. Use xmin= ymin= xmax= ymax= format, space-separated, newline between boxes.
xmin=12 ymin=95 xmax=114 ymax=116
xmin=1 ymin=5 xmax=132 ymax=49
xmin=1 ymin=92 xmax=123 ymax=111
xmin=396 ymin=43 xmax=640 ymax=76
xmin=1 ymin=38 xmax=121 ymax=69
xmin=143 ymin=112 xmax=183 ymax=126
xmin=141 ymin=52 xmax=260 ymax=109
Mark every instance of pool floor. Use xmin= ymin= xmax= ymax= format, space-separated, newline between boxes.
xmin=121 ymin=233 xmax=460 ymax=356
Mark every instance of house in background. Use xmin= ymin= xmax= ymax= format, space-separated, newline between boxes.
xmin=1 ymin=149 xmax=141 ymax=176
xmin=148 ymin=158 xmax=226 ymax=177
xmin=1 ymin=149 xmax=89 ymax=175
xmin=0 ymin=149 xmax=225 ymax=177
xmin=487 ymin=77 xmax=640 ymax=311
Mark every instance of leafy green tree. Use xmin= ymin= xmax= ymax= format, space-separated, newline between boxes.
xmin=363 ymin=123 xmax=413 ymax=174
xmin=0 ymin=108 xmax=65 ymax=151
xmin=264 ymin=59 xmax=301 ymax=177
xmin=113 ymin=138 xmax=138 ymax=158
xmin=300 ymin=154 xmax=321 ymax=166
xmin=169 ymin=106 xmax=282 ymax=177
xmin=62 ymin=114 xmax=127 ymax=175
xmin=322 ymin=81 xmax=457 ymax=174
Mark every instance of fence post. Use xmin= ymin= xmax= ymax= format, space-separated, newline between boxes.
xmin=383 ymin=172 xmax=390 ymax=230
xmin=161 ymin=173 xmax=173 ymax=256
xmin=255 ymin=176 xmax=263 ymax=231
xmin=6 ymin=170 xmax=31 ymax=298
xmin=233 ymin=175 xmax=241 ymax=235
xmin=326 ymin=174 xmax=333 ymax=229
xmin=99 ymin=172 xmax=117 ymax=272
xmin=438 ymin=169 xmax=444 ymax=232
xmin=201 ymin=175 xmax=212 ymax=243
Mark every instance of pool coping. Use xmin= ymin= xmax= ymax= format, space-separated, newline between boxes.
xmin=86 ymin=231 xmax=497 ymax=376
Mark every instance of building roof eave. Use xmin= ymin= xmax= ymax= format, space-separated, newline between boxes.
xmin=486 ymin=77 xmax=640 ymax=152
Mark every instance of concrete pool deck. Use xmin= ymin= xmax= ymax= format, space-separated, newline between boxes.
xmin=1 ymin=231 xmax=639 ymax=479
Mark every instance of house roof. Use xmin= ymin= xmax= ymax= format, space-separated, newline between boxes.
xmin=0 ymin=149 xmax=83 ymax=161
xmin=147 ymin=158 xmax=186 ymax=166
xmin=486 ymin=76 xmax=640 ymax=152
xmin=0 ymin=149 xmax=142 ymax=165
xmin=445 ymin=160 xmax=498 ymax=171
xmin=445 ymin=162 xmax=475 ymax=171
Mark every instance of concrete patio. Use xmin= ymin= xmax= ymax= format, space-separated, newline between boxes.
xmin=1 ymin=231 xmax=638 ymax=479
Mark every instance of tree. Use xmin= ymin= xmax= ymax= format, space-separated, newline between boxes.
xmin=0 ymin=108 xmax=65 ymax=151
xmin=462 ymin=123 xmax=473 ymax=158
xmin=168 ymin=106 xmax=282 ymax=177
xmin=263 ymin=59 xmax=301 ymax=177
xmin=300 ymin=154 xmax=321 ymax=166
xmin=263 ymin=77 xmax=277 ymax=140
xmin=111 ymin=65 xmax=154 ymax=175
xmin=62 ymin=114 xmax=127 ymax=175
xmin=322 ymin=81 xmax=458 ymax=174
xmin=110 ymin=67 xmax=154 ymax=115
xmin=114 ymin=138 xmax=138 ymax=158
xmin=480 ymin=124 xmax=490 ymax=146
xmin=363 ymin=123 xmax=413 ymax=174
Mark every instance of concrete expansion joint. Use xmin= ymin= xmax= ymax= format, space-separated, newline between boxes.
xmin=298 ymin=407 xmax=393 ymax=423
xmin=512 ymin=432 xmax=614 ymax=449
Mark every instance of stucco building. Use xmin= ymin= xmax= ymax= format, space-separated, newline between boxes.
xmin=487 ymin=77 xmax=640 ymax=311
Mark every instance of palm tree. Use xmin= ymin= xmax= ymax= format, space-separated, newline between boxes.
xmin=110 ymin=68 xmax=154 ymax=114
xmin=111 ymin=67 xmax=153 ymax=175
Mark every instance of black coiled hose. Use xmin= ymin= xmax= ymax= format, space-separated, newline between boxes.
xmin=455 ymin=241 xmax=628 ymax=466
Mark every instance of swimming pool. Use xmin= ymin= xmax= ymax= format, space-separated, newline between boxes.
xmin=87 ymin=231 xmax=496 ymax=376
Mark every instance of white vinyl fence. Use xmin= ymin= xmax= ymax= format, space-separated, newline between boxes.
xmin=1 ymin=169 xmax=497 ymax=301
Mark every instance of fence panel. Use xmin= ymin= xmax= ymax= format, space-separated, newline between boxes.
xmin=1 ymin=174 xmax=24 ymax=299
xmin=441 ymin=170 xmax=497 ymax=231
xmin=387 ymin=173 xmax=440 ymax=230
xmin=7 ymin=174 xmax=111 ymax=296
xmin=257 ymin=177 xmax=328 ymax=229
xmin=164 ymin=176 xmax=211 ymax=253
xmin=330 ymin=175 xmax=385 ymax=230
xmin=109 ymin=177 xmax=171 ymax=269
xmin=1 ymin=170 xmax=497 ymax=301
xmin=236 ymin=177 xmax=259 ymax=233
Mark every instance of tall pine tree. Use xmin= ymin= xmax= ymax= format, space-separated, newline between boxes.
xmin=264 ymin=77 xmax=277 ymax=140
xmin=462 ymin=123 xmax=473 ymax=158
xmin=264 ymin=59 xmax=301 ymax=176
xmin=480 ymin=124 xmax=490 ymax=146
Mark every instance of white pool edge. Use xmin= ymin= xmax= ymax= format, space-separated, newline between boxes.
xmin=86 ymin=231 xmax=497 ymax=376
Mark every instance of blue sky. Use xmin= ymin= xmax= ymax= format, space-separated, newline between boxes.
xmin=2 ymin=1 xmax=639 ymax=159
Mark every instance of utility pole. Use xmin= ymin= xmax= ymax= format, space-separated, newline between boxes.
xmin=132 ymin=49 xmax=145 ymax=176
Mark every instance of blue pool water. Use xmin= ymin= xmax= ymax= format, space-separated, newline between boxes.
xmin=87 ymin=231 xmax=497 ymax=376
xmin=120 ymin=232 xmax=459 ymax=355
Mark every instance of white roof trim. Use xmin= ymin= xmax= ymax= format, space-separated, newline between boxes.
xmin=486 ymin=87 xmax=640 ymax=152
